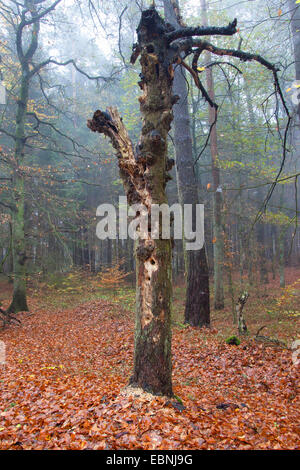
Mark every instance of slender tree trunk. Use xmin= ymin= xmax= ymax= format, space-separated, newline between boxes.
xmin=256 ymin=220 xmax=269 ymax=284
xmin=163 ymin=0 xmax=210 ymax=327
xmin=279 ymin=226 xmax=286 ymax=288
xmin=8 ymin=175 xmax=28 ymax=313
xmin=237 ymin=183 xmax=245 ymax=287
xmin=7 ymin=2 xmax=47 ymax=313
xmin=88 ymin=2 xmax=275 ymax=394
xmin=279 ymin=186 xmax=286 ymax=288
xmin=224 ymin=226 xmax=235 ymax=323
xmin=271 ymin=226 xmax=277 ymax=281
xmin=8 ymin=72 xmax=30 ymax=313
xmin=107 ymin=238 xmax=112 ymax=266
xmin=236 ymin=292 xmax=248 ymax=335
xmin=247 ymin=232 xmax=254 ymax=286
xmin=244 ymin=78 xmax=269 ymax=286
xmin=201 ymin=0 xmax=224 ymax=310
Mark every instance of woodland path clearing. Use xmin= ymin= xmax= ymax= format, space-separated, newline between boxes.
xmin=0 ymin=289 xmax=299 ymax=450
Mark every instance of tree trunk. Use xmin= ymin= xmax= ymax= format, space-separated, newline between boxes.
xmin=7 ymin=175 xmax=28 ymax=313
xmin=289 ymin=0 xmax=300 ymax=121
xmin=88 ymin=8 xmax=175 ymax=396
xmin=279 ymin=226 xmax=286 ymax=288
xmin=288 ymin=0 xmax=300 ymax=171
xmin=256 ymin=219 xmax=269 ymax=284
xmin=163 ymin=0 xmax=210 ymax=327
xmin=7 ymin=71 xmax=30 ymax=313
xmin=271 ymin=226 xmax=277 ymax=281
xmin=279 ymin=186 xmax=286 ymax=288
xmin=200 ymin=0 xmax=224 ymax=310
xmin=7 ymin=2 xmax=46 ymax=313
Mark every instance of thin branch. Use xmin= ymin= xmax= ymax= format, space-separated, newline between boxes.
xmin=30 ymin=58 xmax=113 ymax=82
xmin=21 ymin=0 xmax=62 ymax=26
xmin=118 ymin=6 xmax=128 ymax=67
xmin=177 ymin=57 xmax=217 ymax=109
xmin=223 ymin=173 xmax=300 ymax=191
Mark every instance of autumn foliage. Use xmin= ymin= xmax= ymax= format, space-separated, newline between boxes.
xmin=96 ymin=260 xmax=131 ymax=289
xmin=0 ymin=271 xmax=299 ymax=450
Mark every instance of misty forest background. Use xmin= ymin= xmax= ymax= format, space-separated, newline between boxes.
xmin=1 ymin=0 xmax=299 ymax=290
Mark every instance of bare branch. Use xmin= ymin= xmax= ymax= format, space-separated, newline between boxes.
xmin=118 ymin=6 xmax=128 ymax=67
xmin=179 ymin=39 xmax=280 ymax=73
xmin=30 ymin=58 xmax=113 ymax=82
xmin=176 ymin=57 xmax=217 ymax=109
xmin=166 ymin=18 xmax=237 ymax=43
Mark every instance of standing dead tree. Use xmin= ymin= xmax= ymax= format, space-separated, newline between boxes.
xmin=88 ymin=6 xmax=288 ymax=397
xmin=236 ymin=291 xmax=249 ymax=335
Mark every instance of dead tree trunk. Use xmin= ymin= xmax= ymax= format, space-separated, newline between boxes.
xmin=89 ymin=10 xmax=174 ymax=396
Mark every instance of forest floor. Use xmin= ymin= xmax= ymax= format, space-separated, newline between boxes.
xmin=0 ymin=267 xmax=299 ymax=450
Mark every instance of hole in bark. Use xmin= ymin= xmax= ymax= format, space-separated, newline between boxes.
xmin=146 ymin=44 xmax=154 ymax=53
xmin=150 ymin=258 xmax=155 ymax=265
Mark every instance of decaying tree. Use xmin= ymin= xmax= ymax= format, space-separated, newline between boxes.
xmin=236 ymin=291 xmax=249 ymax=335
xmin=88 ymin=5 xmax=288 ymax=396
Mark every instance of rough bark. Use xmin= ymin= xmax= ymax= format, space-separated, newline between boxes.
xmin=163 ymin=0 xmax=210 ymax=327
xmin=88 ymin=9 xmax=175 ymax=396
xmin=200 ymin=0 xmax=224 ymax=310
xmin=7 ymin=176 xmax=29 ymax=313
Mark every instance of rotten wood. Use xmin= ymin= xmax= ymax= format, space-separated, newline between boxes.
xmin=236 ymin=291 xmax=249 ymax=335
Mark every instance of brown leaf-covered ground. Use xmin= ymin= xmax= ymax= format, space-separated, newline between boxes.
xmin=0 ymin=269 xmax=299 ymax=450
